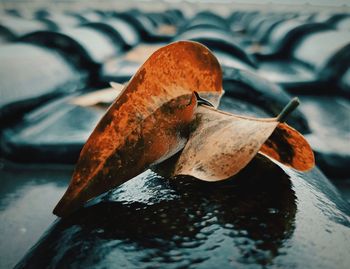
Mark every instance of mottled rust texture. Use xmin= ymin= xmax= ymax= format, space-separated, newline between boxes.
xmin=54 ymin=41 xmax=223 ymax=217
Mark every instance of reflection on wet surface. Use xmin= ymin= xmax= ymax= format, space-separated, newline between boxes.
xmin=278 ymin=168 xmax=350 ymax=269
xmin=0 ymin=162 xmax=72 ymax=269
xmin=14 ymin=154 xmax=350 ymax=269
xmin=16 ymin=156 xmax=298 ymax=268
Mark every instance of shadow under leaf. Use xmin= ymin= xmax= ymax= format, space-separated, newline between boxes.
xmin=16 ymin=155 xmax=296 ymax=269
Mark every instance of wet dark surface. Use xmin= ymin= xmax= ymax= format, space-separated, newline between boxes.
xmin=0 ymin=162 xmax=71 ymax=269
xmin=14 ymin=158 xmax=350 ymax=269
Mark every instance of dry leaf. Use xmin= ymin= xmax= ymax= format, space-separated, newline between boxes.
xmin=173 ymin=101 xmax=314 ymax=181
xmin=53 ymin=41 xmax=223 ymax=217
xmin=173 ymin=106 xmax=279 ymax=181
xmin=70 ymin=83 xmax=124 ymax=108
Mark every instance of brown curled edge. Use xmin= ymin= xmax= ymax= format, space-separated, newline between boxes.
xmin=260 ymin=122 xmax=314 ymax=172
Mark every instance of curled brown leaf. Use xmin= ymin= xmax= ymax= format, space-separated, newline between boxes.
xmin=173 ymin=106 xmax=279 ymax=181
xmin=173 ymin=104 xmax=314 ymax=182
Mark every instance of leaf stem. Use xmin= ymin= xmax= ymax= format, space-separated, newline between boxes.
xmin=194 ymin=91 xmax=214 ymax=107
xmin=277 ymin=97 xmax=300 ymax=122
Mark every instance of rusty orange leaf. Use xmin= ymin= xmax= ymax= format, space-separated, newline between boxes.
xmin=53 ymin=41 xmax=223 ymax=217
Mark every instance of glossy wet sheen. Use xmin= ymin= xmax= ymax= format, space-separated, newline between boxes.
xmin=0 ymin=163 xmax=71 ymax=269
xmin=15 ymin=155 xmax=350 ymax=269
